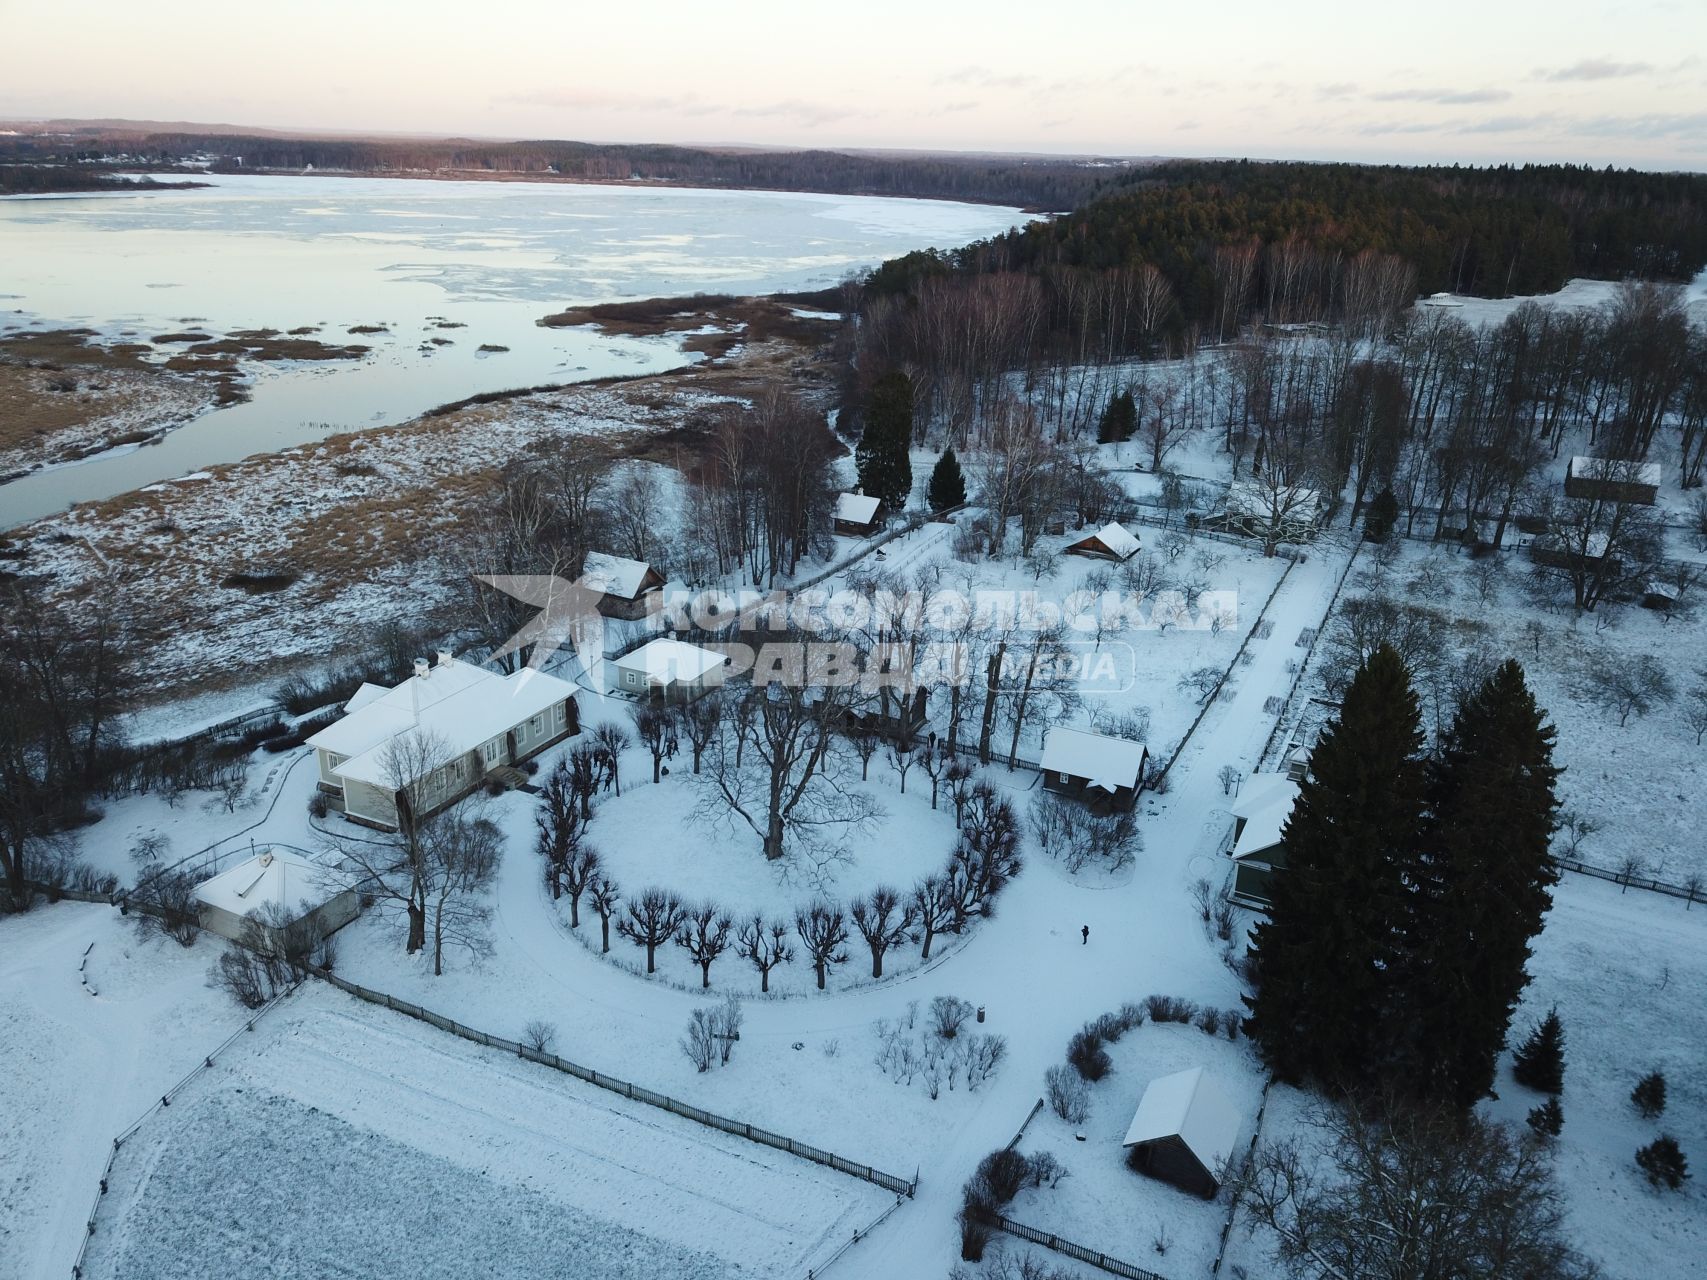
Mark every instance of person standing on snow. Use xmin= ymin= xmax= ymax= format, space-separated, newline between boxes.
xmin=1081 ymin=925 xmax=1089 ymax=945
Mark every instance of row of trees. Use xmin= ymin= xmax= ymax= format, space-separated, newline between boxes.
xmin=537 ymin=732 xmax=1023 ymax=987
xmin=1245 ymin=647 xmax=1561 ymax=1109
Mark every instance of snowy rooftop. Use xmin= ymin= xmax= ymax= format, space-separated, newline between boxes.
xmin=582 ymin=552 xmax=656 ymax=601
xmin=614 ymin=638 xmax=726 ymax=685
xmin=1069 ymin=521 xmax=1141 ymax=559
xmin=194 ymin=850 xmax=348 ymax=920
xmin=1121 ymin=1067 xmax=1242 ymax=1183
xmin=835 ymin=492 xmax=881 ymax=525
xmin=1040 ymin=727 xmax=1147 ymax=792
xmin=1569 ymin=456 xmax=1662 ymax=488
xmin=1230 ymin=772 xmax=1300 ymax=860
xmin=307 ymin=657 xmax=576 ymax=787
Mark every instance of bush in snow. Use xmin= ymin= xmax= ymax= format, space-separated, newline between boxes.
xmin=931 ymin=994 xmax=976 ymax=1039
xmin=681 ymin=1008 xmax=717 ymax=1073
xmin=1526 ymin=1096 xmax=1563 ymax=1138
xmin=1144 ymin=994 xmax=1198 ymax=1024
xmin=1066 ymin=1028 xmax=1112 ymax=1082
xmin=1045 ymin=1064 xmax=1089 ymax=1123
xmin=1636 ymin=1136 xmax=1690 ymax=1190
xmin=1631 ymin=1071 xmax=1667 ymax=1119
xmin=522 ymin=1020 xmax=558 ymax=1055
xmin=131 ymin=871 xmax=201 ymax=947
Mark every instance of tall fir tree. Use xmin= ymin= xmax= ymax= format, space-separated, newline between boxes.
xmin=1244 ymin=645 xmax=1427 ymax=1089
xmin=927 ymin=447 xmax=967 ymax=511
xmin=1512 ymin=1007 xmax=1566 ymax=1094
xmin=856 ymin=369 xmax=914 ymax=511
xmin=1097 ymin=389 xmax=1137 ymax=443
xmin=1401 ymin=659 xmax=1560 ymax=1108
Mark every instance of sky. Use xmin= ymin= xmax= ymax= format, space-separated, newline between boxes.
xmin=4 ymin=0 xmax=1704 ymax=169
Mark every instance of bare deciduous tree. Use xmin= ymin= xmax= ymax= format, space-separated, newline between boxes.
xmin=1236 ymin=1098 xmax=1594 ymax=1280
xmin=617 ymin=887 xmax=685 ymax=973
xmin=795 ymin=900 xmax=850 ymax=990
xmin=675 ymin=902 xmax=733 ymax=988
xmin=851 ymin=885 xmax=916 ymax=979
xmin=588 ymin=872 xmax=620 ymax=952
xmin=735 ymin=915 xmax=794 ymax=992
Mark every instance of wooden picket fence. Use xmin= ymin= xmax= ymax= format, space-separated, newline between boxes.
xmin=309 ymin=967 xmax=918 ymax=1199
xmin=992 ymin=1215 xmax=1172 ymax=1280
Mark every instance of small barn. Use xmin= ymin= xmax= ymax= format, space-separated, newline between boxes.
xmin=834 ymin=492 xmax=884 ymax=537
xmin=1565 ymin=456 xmax=1660 ymax=506
xmin=1063 ymin=521 xmax=1142 ymax=563
xmin=1040 ymin=727 xmax=1147 ymax=812
xmin=1122 ymin=1067 xmax=1243 ymax=1199
xmin=1227 ymin=772 xmax=1300 ymax=910
xmin=582 ymin=552 xmax=666 ymax=621
xmin=194 ymin=850 xmax=359 ymax=954
xmin=607 ymin=637 xmax=727 ymax=703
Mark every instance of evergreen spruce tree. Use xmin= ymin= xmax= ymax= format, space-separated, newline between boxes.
xmin=1632 ymin=1071 xmax=1667 ymax=1119
xmin=1097 ymin=389 xmax=1137 ymax=444
xmin=1636 ymin=1136 xmax=1690 ymax=1190
xmin=1511 ymin=1007 xmax=1566 ymax=1094
xmin=1244 ymin=644 xmax=1427 ymax=1090
xmin=927 ymin=447 xmax=967 ymax=511
xmin=1402 ymin=659 xmax=1561 ymax=1108
xmin=856 ymin=370 xmax=914 ymax=511
xmin=1526 ymin=1095 xmax=1564 ymax=1138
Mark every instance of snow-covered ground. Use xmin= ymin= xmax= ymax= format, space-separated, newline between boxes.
xmin=80 ymin=984 xmax=894 ymax=1280
xmin=0 ymin=904 xmax=249 ymax=1280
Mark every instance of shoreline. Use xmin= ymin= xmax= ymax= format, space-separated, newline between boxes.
xmin=1 ymin=310 xmax=839 ymax=699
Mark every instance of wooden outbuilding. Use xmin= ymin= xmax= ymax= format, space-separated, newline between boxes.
xmin=1122 ymin=1067 xmax=1243 ymax=1199
xmin=1565 ymin=456 xmax=1660 ymax=505
xmin=1040 ymin=727 xmax=1147 ymax=812
xmin=834 ymin=492 xmax=884 ymax=537
xmin=582 ymin=552 xmax=666 ymax=621
xmin=1063 ymin=520 xmax=1142 ymax=562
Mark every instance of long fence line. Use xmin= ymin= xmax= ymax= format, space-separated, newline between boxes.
xmin=306 ymin=966 xmax=918 ymax=1199
xmin=1551 ymin=855 xmax=1704 ymax=904
xmin=1211 ymin=1074 xmax=1275 ymax=1275
xmin=1256 ymin=537 xmax=1365 ymax=772
xmin=70 ymin=980 xmax=303 ymax=1279
xmin=1152 ymin=555 xmax=1299 ymax=790
xmin=992 ymin=1215 xmax=1172 ymax=1280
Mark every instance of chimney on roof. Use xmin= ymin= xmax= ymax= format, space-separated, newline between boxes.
xmin=436 ymin=649 xmax=454 ymax=668
xmin=413 ymin=657 xmax=430 ymax=680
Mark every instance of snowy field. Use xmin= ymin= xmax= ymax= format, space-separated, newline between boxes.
xmin=0 ymin=904 xmax=250 ymax=1280
xmin=80 ymin=984 xmax=894 ymax=1280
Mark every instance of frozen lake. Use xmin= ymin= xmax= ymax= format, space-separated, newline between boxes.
xmin=0 ymin=174 xmax=1022 ymax=525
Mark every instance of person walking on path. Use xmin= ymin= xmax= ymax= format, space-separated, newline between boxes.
xmin=1081 ymin=924 xmax=1089 ymax=945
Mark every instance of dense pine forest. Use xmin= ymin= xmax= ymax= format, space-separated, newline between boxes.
xmin=864 ymin=161 xmax=1707 ymax=334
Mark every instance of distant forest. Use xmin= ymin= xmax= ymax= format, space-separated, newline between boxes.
xmin=864 ymin=161 xmax=1707 ymax=332
xmin=0 ymin=163 xmax=205 ymax=194
xmin=0 ymin=132 xmax=1115 ymax=210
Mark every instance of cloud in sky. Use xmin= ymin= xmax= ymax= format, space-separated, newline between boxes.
xmin=1537 ymin=59 xmax=1655 ymax=81
xmin=1369 ymin=87 xmax=1512 ymax=104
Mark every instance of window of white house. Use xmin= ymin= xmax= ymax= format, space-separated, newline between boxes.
xmin=530 ymin=714 xmax=543 ymax=735
xmin=1059 ymin=772 xmax=1070 ymax=784
xmin=483 ymin=740 xmax=500 ymax=765
xmin=625 ymin=672 xmax=639 ymax=687
xmin=554 ymin=702 xmax=567 ymax=726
